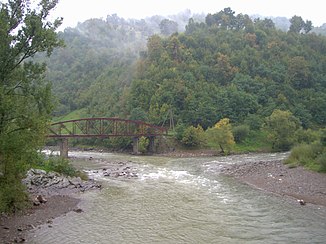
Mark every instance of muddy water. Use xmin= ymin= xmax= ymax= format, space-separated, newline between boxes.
xmin=29 ymin=152 xmax=326 ymax=243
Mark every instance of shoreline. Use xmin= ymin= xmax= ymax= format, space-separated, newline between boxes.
xmin=221 ymin=160 xmax=326 ymax=207
xmin=0 ymin=168 xmax=101 ymax=244
xmin=0 ymin=195 xmax=80 ymax=243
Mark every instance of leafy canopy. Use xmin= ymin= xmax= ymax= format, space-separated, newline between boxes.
xmin=0 ymin=0 xmax=62 ymax=212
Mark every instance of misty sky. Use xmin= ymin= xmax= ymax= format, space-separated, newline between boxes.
xmin=53 ymin=0 xmax=325 ymax=30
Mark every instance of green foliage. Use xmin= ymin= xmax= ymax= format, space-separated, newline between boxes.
xmin=174 ymin=123 xmax=187 ymax=141
xmin=206 ymin=118 xmax=235 ymax=154
xmin=285 ymin=143 xmax=326 ymax=172
xmin=316 ymin=152 xmax=326 ymax=173
xmin=181 ymin=125 xmax=205 ymax=148
xmin=138 ymin=136 xmax=149 ymax=153
xmin=0 ymin=175 xmax=29 ymax=213
xmin=244 ymin=114 xmax=263 ymax=131
xmin=232 ymin=125 xmax=250 ymax=143
xmin=43 ymin=156 xmax=77 ymax=176
xmin=233 ymin=130 xmax=271 ymax=153
xmin=263 ymin=110 xmax=301 ymax=151
xmin=320 ymin=129 xmax=326 ymax=146
xmin=43 ymin=8 xmax=326 ymax=133
xmin=0 ymin=0 xmax=62 ymax=213
xmin=33 ymin=154 xmax=88 ymax=179
xmin=295 ymin=128 xmax=319 ymax=145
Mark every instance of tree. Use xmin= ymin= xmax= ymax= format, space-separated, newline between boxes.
xmin=159 ymin=19 xmax=178 ymax=36
xmin=206 ymin=118 xmax=235 ymax=154
xmin=263 ymin=110 xmax=301 ymax=151
xmin=0 ymin=0 xmax=63 ymax=212
xmin=289 ymin=15 xmax=312 ymax=34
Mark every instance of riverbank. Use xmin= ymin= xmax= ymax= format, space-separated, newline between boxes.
xmin=0 ymin=195 xmax=80 ymax=243
xmin=221 ymin=160 xmax=326 ymax=207
xmin=0 ymin=169 xmax=101 ymax=244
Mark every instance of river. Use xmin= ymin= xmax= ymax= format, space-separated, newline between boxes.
xmin=29 ymin=152 xmax=326 ymax=243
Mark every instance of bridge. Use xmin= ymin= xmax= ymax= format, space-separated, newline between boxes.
xmin=48 ymin=118 xmax=168 ymax=157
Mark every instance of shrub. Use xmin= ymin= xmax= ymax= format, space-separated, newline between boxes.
xmin=316 ymin=152 xmax=326 ymax=173
xmin=232 ymin=125 xmax=250 ymax=143
xmin=295 ymin=128 xmax=319 ymax=145
xmin=320 ymin=129 xmax=326 ymax=146
xmin=285 ymin=142 xmax=325 ymax=172
xmin=181 ymin=125 xmax=205 ymax=147
xmin=139 ymin=136 xmax=149 ymax=153
xmin=45 ymin=157 xmax=77 ymax=176
xmin=174 ymin=123 xmax=186 ymax=141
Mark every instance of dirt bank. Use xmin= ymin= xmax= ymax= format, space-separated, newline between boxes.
xmin=221 ymin=160 xmax=326 ymax=207
xmin=0 ymin=169 xmax=101 ymax=244
xmin=0 ymin=195 xmax=80 ymax=243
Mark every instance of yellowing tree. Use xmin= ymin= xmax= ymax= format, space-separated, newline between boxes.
xmin=206 ymin=118 xmax=235 ymax=154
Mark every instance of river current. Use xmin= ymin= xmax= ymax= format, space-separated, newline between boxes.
xmin=29 ymin=152 xmax=326 ymax=243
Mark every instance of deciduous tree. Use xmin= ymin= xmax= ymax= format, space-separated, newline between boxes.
xmin=0 ymin=0 xmax=63 ymax=212
xmin=206 ymin=118 xmax=235 ymax=154
xmin=263 ymin=110 xmax=301 ymax=151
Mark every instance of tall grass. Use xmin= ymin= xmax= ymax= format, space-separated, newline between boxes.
xmin=285 ymin=143 xmax=325 ymax=172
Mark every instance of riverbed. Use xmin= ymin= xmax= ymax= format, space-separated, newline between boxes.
xmin=28 ymin=152 xmax=326 ymax=243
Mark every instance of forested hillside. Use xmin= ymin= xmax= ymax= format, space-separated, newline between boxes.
xmin=128 ymin=9 xmax=326 ymax=129
xmin=44 ymin=11 xmax=204 ymax=116
xmin=45 ymin=8 xmax=326 ymax=130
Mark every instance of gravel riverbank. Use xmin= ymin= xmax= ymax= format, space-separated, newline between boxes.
xmin=221 ymin=160 xmax=326 ymax=207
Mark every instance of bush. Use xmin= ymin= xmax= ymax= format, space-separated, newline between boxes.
xmin=232 ymin=125 xmax=250 ymax=143
xmin=320 ymin=129 xmax=326 ymax=146
xmin=181 ymin=125 xmax=205 ymax=147
xmin=34 ymin=156 xmax=77 ymax=176
xmin=174 ymin=123 xmax=186 ymax=141
xmin=139 ymin=136 xmax=149 ymax=153
xmin=285 ymin=143 xmax=325 ymax=172
xmin=316 ymin=152 xmax=326 ymax=173
xmin=295 ymin=128 xmax=319 ymax=145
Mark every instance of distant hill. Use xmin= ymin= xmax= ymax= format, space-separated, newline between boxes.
xmin=40 ymin=9 xmax=326 ymax=130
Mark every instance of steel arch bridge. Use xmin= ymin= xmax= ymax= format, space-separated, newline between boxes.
xmin=48 ymin=118 xmax=168 ymax=157
xmin=48 ymin=117 xmax=168 ymax=138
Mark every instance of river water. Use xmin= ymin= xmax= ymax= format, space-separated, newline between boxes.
xmin=29 ymin=152 xmax=326 ymax=243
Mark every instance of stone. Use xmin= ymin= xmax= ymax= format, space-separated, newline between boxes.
xmin=31 ymin=169 xmax=47 ymax=175
xmin=69 ymin=177 xmax=82 ymax=187
xmin=73 ymin=208 xmax=83 ymax=213
xmin=36 ymin=195 xmax=47 ymax=204
xmin=297 ymin=199 xmax=306 ymax=205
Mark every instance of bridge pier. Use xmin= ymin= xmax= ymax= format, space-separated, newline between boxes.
xmin=59 ymin=138 xmax=69 ymax=158
xmin=132 ymin=137 xmax=139 ymax=154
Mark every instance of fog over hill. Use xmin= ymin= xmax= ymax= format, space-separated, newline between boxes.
xmin=41 ymin=9 xmax=326 ymax=131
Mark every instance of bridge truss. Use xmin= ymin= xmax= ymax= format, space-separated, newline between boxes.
xmin=48 ymin=118 xmax=168 ymax=138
